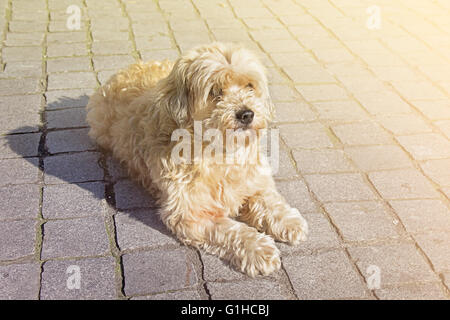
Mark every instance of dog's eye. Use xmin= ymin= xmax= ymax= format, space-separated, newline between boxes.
xmin=247 ymin=83 xmax=254 ymax=90
xmin=210 ymin=87 xmax=223 ymax=99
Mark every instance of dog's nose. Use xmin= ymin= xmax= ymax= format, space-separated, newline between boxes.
xmin=236 ymin=109 xmax=254 ymax=125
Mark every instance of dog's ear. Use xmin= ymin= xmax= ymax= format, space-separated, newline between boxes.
xmin=162 ymin=58 xmax=193 ymax=127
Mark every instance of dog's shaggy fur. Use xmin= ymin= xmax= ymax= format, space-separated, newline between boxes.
xmin=86 ymin=42 xmax=308 ymax=276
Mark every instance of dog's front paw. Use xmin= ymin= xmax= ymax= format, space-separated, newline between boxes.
xmin=274 ymin=208 xmax=309 ymax=245
xmin=237 ymin=234 xmax=281 ymax=277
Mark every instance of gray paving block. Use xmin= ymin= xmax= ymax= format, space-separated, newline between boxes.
xmin=283 ymin=250 xmax=369 ymax=299
xmin=41 ymin=216 xmax=110 ymax=259
xmin=114 ymin=179 xmax=156 ymax=210
xmin=42 ymin=182 xmax=104 ymax=219
xmin=0 ymin=158 xmax=39 ymax=186
xmin=324 ymin=202 xmax=399 ymax=242
xmin=348 ymin=243 xmax=438 ymax=286
xmin=0 ymin=94 xmax=42 ymax=115
xmin=207 ymin=279 xmax=286 ymax=300
xmin=44 ymin=152 xmax=103 ymax=184
xmin=46 ymin=107 xmax=88 ymax=129
xmin=0 ymin=263 xmax=40 ymax=299
xmin=122 ymin=248 xmax=198 ymax=296
xmin=0 ymin=184 xmax=40 ymax=220
xmin=375 ymin=283 xmax=447 ymax=300
xmin=45 ymin=89 xmax=92 ymax=110
xmin=0 ymin=133 xmax=40 ymax=159
xmin=40 ymin=257 xmax=116 ymax=300
xmin=46 ymin=128 xmax=95 ymax=154
xmin=0 ymin=78 xmax=41 ymax=95
xmin=115 ymin=209 xmax=178 ymax=251
xmin=0 ymin=220 xmax=37 ymax=261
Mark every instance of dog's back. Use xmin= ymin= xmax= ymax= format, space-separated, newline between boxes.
xmin=86 ymin=60 xmax=174 ymax=150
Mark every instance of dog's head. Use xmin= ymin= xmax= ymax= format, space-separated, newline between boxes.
xmin=163 ymin=42 xmax=274 ymax=132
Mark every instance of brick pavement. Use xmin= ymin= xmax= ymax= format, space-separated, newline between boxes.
xmin=0 ymin=0 xmax=449 ymax=300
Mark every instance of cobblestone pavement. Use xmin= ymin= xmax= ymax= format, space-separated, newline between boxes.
xmin=0 ymin=0 xmax=450 ymax=300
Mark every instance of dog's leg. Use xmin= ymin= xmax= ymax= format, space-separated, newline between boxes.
xmin=239 ymin=178 xmax=309 ymax=245
xmin=161 ymin=210 xmax=281 ymax=277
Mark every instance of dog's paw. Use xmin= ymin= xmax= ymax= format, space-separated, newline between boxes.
xmin=237 ymin=235 xmax=281 ymax=277
xmin=274 ymin=208 xmax=309 ymax=245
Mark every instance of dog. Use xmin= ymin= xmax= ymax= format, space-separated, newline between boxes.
xmin=86 ymin=42 xmax=308 ymax=277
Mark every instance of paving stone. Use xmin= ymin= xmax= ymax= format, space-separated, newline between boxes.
xmin=305 ymin=173 xmax=376 ymax=202
xmin=47 ymin=72 xmax=97 ymax=90
xmin=2 ymin=46 xmax=42 ymax=62
xmin=293 ymin=149 xmax=355 ymax=174
xmin=47 ymin=57 xmax=92 ymax=73
xmin=46 ymin=89 xmax=92 ymax=109
xmin=47 ymin=43 xmax=89 ymax=58
xmin=283 ymin=65 xmax=336 ymax=83
xmin=42 ymin=216 xmax=109 ymax=259
xmin=44 ymin=152 xmax=103 ymax=184
xmin=42 ymin=182 xmax=104 ymax=219
xmin=46 ymin=107 xmax=88 ymax=129
xmin=283 ymin=250 xmax=368 ymax=299
xmin=273 ymin=101 xmax=317 ymax=123
xmin=412 ymin=100 xmax=450 ymax=120
xmin=114 ymin=179 xmax=156 ymax=210
xmin=295 ymin=84 xmax=349 ymax=101
xmin=40 ymin=257 xmax=116 ymax=300
xmin=5 ymin=32 xmax=44 ymax=46
xmin=332 ymin=122 xmax=393 ymax=146
xmin=312 ymin=100 xmax=368 ymax=121
xmin=279 ymin=123 xmax=334 ymax=149
xmin=435 ymin=120 xmax=450 ymax=139
xmin=0 ymin=263 xmax=40 ymax=299
xmin=92 ymin=55 xmax=135 ymax=71
xmin=2 ymin=60 xmax=42 ymax=78
xmin=325 ymin=202 xmax=399 ymax=242
xmin=0 ymin=220 xmax=36 ymax=260
xmin=0 ymin=184 xmax=40 ymax=220
xmin=134 ymin=290 xmax=201 ymax=300
xmin=47 ymin=128 xmax=95 ymax=153
xmin=375 ymin=283 xmax=447 ymax=300
xmin=272 ymin=147 xmax=298 ymax=179
xmin=269 ymin=84 xmax=301 ymax=102
xmin=369 ymin=169 xmax=440 ymax=200
xmin=352 ymin=90 xmax=413 ymax=115
xmin=348 ymin=243 xmax=438 ymax=286
xmin=140 ymin=49 xmax=180 ymax=62
xmin=278 ymin=212 xmax=340 ymax=254
xmin=0 ymin=78 xmax=41 ymax=95
xmin=414 ymin=232 xmax=450 ymax=273
xmin=396 ymin=133 xmax=450 ymax=160
xmin=377 ymin=115 xmax=432 ymax=135
xmin=344 ymin=145 xmax=413 ymax=171
xmin=47 ymin=31 xmax=87 ymax=44
xmin=0 ymin=133 xmax=40 ymax=159
xmin=115 ymin=208 xmax=178 ymax=251
xmin=107 ymin=156 xmax=127 ymax=180
xmin=275 ymin=179 xmax=317 ymax=213
xmin=0 ymin=158 xmax=39 ymax=186
xmin=390 ymin=199 xmax=450 ymax=234
xmin=392 ymin=81 xmax=447 ymax=100
xmin=207 ymin=279 xmax=286 ymax=300
xmin=122 ymin=248 xmax=198 ymax=296
xmin=420 ymin=159 xmax=450 ymax=187
xmin=92 ymin=41 xmax=133 ymax=55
